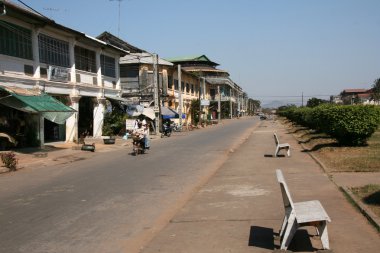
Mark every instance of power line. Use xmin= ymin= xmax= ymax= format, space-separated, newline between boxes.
xmin=252 ymin=95 xmax=332 ymax=98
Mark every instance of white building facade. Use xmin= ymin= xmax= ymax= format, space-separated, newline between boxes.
xmin=0 ymin=2 xmax=127 ymax=147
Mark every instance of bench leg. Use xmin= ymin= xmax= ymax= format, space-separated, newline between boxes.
xmin=279 ymin=209 xmax=291 ymax=238
xmin=287 ymin=147 xmax=290 ymax=157
xmin=275 ymin=146 xmax=280 ymax=157
xmin=281 ymin=214 xmax=298 ymax=250
xmin=279 ymin=215 xmax=287 ymax=238
xmin=317 ymin=221 xmax=330 ymax=250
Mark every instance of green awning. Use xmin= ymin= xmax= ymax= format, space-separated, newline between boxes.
xmin=0 ymin=86 xmax=76 ymax=124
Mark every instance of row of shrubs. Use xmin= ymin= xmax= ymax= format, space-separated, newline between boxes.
xmin=278 ymin=104 xmax=380 ymax=146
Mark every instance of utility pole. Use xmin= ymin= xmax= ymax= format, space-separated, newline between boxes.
xmin=153 ymin=54 xmax=159 ymax=135
xmin=230 ymin=88 xmax=233 ymax=119
xmin=302 ymin=92 xmax=304 ymax=107
xmin=178 ymin=64 xmax=182 ymax=127
xmin=217 ymin=85 xmax=221 ymax=122
xmin=202 ymin=77 xmax=206 ymax=122
xmin=198 ymin=77 xmax=202 ymax=126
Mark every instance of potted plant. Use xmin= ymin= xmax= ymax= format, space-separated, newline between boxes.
xmin=102 ymin=124 xmax=116 ymax=144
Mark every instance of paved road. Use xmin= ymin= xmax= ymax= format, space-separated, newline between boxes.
xmin=0 ymin=118 xmax=258 ymax=253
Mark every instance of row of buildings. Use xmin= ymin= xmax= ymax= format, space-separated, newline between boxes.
xmin=0 ymin=1 xmax=255 ymax=149
xmin=331 ymin=88 xmax=380 ymax=105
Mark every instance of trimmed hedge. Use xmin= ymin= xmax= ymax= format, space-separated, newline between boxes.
xmin=279 ymin=105 xmax=380 ymax=146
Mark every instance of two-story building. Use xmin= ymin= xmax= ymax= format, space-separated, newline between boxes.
xmin=97 ymin=32 xmax=201 ymax=125
xmin=0 ymin=1 xmax=127 ymax=149
xmin=165 ymin=55 xmax=245 ymax=120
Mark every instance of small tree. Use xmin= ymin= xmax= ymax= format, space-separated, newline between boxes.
xmin=307 ymin=97 xmax=326 ymax=108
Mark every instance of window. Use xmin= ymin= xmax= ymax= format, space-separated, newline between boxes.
xmin=24 ymin=65 xmax=34 ymax=76
xmin=38 ymin=33 xmax=70 ymax=67
xmin=75 ymin=46 xmax=96 ymax=73
xmin=167 ymin=75 xmax=173 ymax=90
xmin=186 ymin=83 xmax=190 ymax=93
xmin=174 ymin=79 xmax=179 ymax=90
xmin=120 ymin=64 xmax=139 ymax=78
xmin=0 ymin=20 xmax=32 ymax=60
xmin=100 ymin=54 xmax=116 ymax=78
xmin=191 ymin=84 xmax=194 ymax=94
xmin=181 ymin=81 xmax=185 ymax=92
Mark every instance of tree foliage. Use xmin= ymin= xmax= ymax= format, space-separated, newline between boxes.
xmin=306 ymin=97 xmax=327 ymax=107
xmin=278 ymin=104 xmax=380 ymax=146
xmin=372 ymin=78 xmax=380 ymax=102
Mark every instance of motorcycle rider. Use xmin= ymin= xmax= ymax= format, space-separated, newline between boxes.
xmin=132 ymin=121 xmax=147 ymax=150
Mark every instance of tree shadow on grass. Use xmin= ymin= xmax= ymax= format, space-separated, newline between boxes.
xmin=301 ymin=142 xmax=341 ymax=152
xmin=287 ymin=127 xmax=309 ymax=134
xmin=298 ymin=136 xmax=334 ymax=144
xmin=363 ymin=191 xmax=380 ymax=206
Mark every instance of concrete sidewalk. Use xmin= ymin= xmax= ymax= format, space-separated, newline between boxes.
xmin=0 ymin=137 xmax=132 ymax=173
xmin=140 ymin=119 xmax=380 ymax=253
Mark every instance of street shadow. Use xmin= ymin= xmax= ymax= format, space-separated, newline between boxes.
xmin=248 ymin=226 xmax=275 ymax=250
xmin=286 ymin=229 xmax=317 ymax=252
xmin=12 ymin=145 xmax=67 ymax=154
xmin=264 ymin=154 xmax=286 ymax=158
xmin=249 ymin=226 xmax=321 ymax=252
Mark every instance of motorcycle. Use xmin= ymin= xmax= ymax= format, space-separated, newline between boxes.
xmin=172 ymin=123 xmax=182 ymax=132
xmin=132 ymin=135 xmax=146 ymax=156
xmin=161 ymin=124 xmax=172 ymax=138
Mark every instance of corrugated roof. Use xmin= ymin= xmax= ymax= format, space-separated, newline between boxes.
xmin=342 ymin=89 xmax=368 ymax=93
xmin=165 ymin=55 xmax=219 ymax=66
xmin=120 ymin=53 xmax=173 ymax=66
xmin=181 ymin=66 xmax=228 ymax=73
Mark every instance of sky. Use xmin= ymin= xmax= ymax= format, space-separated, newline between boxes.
xmin=18 ymin=0 xmax=380 ymax=105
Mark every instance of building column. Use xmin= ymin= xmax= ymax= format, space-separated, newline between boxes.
xmin=69 ymin=38 xmax=76 ymax=83
xmin=96 ymin=49 xmax=102 ymax=87
xmin=230 ymin=88 xmax=233 ymax=119
xmin=66 ymin=90 xmax=81 ymax=143
xmin=32 ymin=28 xmax=40 ymax=78
xmin=93 ymin=97 xmax=106 ymax=137
xmin=115 ymin=55 xmax=121 ymax=90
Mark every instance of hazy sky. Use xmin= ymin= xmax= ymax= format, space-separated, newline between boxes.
xmin=20 ymin=0 xmax=380 ymax=104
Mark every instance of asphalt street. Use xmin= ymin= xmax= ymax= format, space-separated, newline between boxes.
xmin=0 ymin=118 xmax=259 ymax=253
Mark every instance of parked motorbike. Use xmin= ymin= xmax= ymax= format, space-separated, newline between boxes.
xmin=172 ymin=123 xmax=182 ymax=132
xmin=161 ymin=124 xmax=172 ymax=138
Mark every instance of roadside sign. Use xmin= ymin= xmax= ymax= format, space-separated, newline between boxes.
xmin=126 ymin=119 xmax=135 ymax=130
xmin=201 ymin=99 xmax=210 ymax=106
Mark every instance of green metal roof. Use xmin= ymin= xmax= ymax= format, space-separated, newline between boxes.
xmin=0 ymin=86 xmax=75 ymax=124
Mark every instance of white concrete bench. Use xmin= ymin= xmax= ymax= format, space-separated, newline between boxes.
xmin=274 ymin=133 xmax=290 ymax=157
xmin=276 ymin=169 xmax=331 ymax=250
